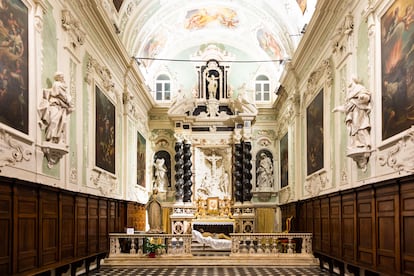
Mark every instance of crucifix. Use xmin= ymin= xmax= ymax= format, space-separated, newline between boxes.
xmin=205 ymin=151 xmax=222 ymax=175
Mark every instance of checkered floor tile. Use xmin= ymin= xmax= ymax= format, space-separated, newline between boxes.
xmin=88 ymin=266 xmax=331 ymax=276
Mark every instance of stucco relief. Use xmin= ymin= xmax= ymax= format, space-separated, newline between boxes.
xmin=85 ymin=57 xmax=115 ymax=93
xmin=194 ymin=147 xmax=232 ymax=200
xmin=306 ymin=59 xmax=333 ymax=99
xmin=61 ymin=9 xmax=86 ymax=49
xmin=331 ymin=12 xmax=354 ymax=61
xmin=279 ymin=186 xmax=292 ymax=204
xmin=0 ymin=129 xmax=32 ymax=169
xmin=304 ymin=171 xmax=328 ymax=197
xmin=150 ymin=129 xmax=174 ymax=150
xmin=378 ymin=126 xmax=414 ymax=173
xmin=89 ymin=169 xmax=118 ymax=196
xmin=34 ymin=1 xmax=46 ymax=32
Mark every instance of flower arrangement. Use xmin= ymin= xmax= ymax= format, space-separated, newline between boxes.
xmin=145 ymin=237 xmax=166 ymax=257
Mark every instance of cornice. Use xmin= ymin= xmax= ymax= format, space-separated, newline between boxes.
xmin=68 ymin=0 xmax=154 ymax=112
xmin=289 ymin=0 xmax=350 ymax=79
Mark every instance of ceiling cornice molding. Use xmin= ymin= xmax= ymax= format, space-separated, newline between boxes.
xmin=68 ymin=0 xmax=155 ymax=112
xmin=290 ymin=0 xmax=347 ymax=77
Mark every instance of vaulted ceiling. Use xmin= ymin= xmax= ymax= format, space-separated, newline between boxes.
xmin=112 ymin=0 xmax=317 ymax=96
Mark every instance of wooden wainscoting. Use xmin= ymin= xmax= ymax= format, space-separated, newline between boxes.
xmin=0 ymin=175 xmax=140 ymax=275
xmin=280 ymin=174 xmax=414 ymax=276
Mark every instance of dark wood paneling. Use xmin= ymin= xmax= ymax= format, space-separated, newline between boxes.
xmin=357 ymin=188 xmax=375 ymax=268
xmin=99 ymin=199 xmax=108 ymax=251
xmin=321 ymin=197 xmax=330 ymax=253
xmin=14 ymin=184 xmax=38 ymax=273
xmin=88 ymin=197 xmax=99 ymax=254
xmin=298 ymin=201 xmax=306 ymax=232
xmin=376 ymin=185 xmax=400 ymax=274
xmin=280 ymin=175 xmax=414 ymax=275
xmin=342 ymin=192 xmax=356 ymax=262
xmin=313 ymin=200 xmax=321 ymax=251
xmin=61 ymin=193 xmax=75 ymax=260
xmin=400 ymin=181 xmax=414 ymax=275
xmin=330 ymin=195 xmax=341 ymax=258
xmin=306 ymin=201 xmax=313 ymax=233
xmin=0 ymin=181 xmax=12 ymax=275
xmin=76 ymin=196 xmax=88 ymax=257
xmin=108 ymin=201 xmax=116 ymax=233
xmin=119 ymin=202 xmax=126 ymax=232
xmin=39 ymin=189 xmax=59 ymax=266
xmin=0 ymin=176 xmax=135 ymax=275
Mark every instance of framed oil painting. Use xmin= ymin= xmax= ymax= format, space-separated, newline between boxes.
xmin=95 ymin=86 xmax=115 ymax=174
xmin=137 ymin=131 xmax=146 ymax=187
xmin=0 ymin=0 xmax=29 ymax=134
xmin=306 ymin=90 xmax=324 ymax=175
xmin=381 ymin=0 xmax=414 ymax=140
xmin=280 ymin=132 xmax=289 ymax=188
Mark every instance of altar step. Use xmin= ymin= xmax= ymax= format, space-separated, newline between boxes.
xmin=102 ymin=254 xmax=318 ymax=267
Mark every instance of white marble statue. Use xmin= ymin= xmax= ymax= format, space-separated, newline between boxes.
xmin=332 ymin=77 xmax=372 ymax=170
xmin=256 ymin=152 xmax=274 ymax=189
xmin=232 ymin=83 xmax=258 ymax=115
xmin=206 ymin=74 xmax=219 ymax=98
xmin=168 ymin=89 xmax=196 ymax=115
xmin=196 ymin=151 xmax=231 ymax=199
xmin=154 ymin=158 xmax=169 ymax=191
xmin=333 ymin=77 xmax=371 ymax=151
xmin=38 ymin=72 xmax=74 ymax=144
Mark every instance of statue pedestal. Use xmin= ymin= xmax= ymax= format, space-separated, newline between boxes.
xmin=170 ymin=202 xmax=196 ymax=234
xmin=347 ymin=147 xmax=371 ymax=171
xmin=40 ymin=142 xmax=69 ymax=168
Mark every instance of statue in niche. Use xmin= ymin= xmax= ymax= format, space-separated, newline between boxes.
xmin=256 ymin=152 xmax=274 ymax=189
xmin=333 ymin=77 xmax=372 ymax=170
xmin=38 ymin=72 xmax=74 ymax=144
xmin=146 ymin=188 xmax=163 ymax=233
xmin=153 ymin=158 xmax=169 ymax=191
xmin=206 ymin=74 xmax=219 ymax=99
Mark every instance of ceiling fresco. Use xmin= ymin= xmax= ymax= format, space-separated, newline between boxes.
xmin=111 ymin=0 xmax=317 ymax=96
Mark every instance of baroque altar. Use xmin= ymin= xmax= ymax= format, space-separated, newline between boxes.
xmin=165 ymin=49 xmax=266 ymax=235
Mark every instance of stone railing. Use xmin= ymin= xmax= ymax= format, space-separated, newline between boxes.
xmin=109 ymin=233 xmax=192 ymax=257
xmin=108 ymin=232 xmax=312 ymax=257
xmin=229 ymin=233 xmax=313 ymax=255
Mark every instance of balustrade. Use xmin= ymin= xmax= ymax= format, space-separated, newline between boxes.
xmin=229 ymin=233 xmax=313 ymax=256
xmin=108 ymin=233 xmax=192 ymax=257
xmin=108 ymin=232 xmax=312 ymax=258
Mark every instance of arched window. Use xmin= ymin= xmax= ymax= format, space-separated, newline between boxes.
xmin=255 ymin=75 xmax=270 ymax=102
xmin=155 ymin=74 xmax=171 ymax=101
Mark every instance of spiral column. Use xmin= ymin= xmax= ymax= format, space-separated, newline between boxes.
xmin=233 ymin=143 xmax=243 ymax=203
xmin=183 ymin=142 xmax=193 ymax=202
xmin=174 ymin=141 xmax=184 ymax=202
xmin=242 ymin=141 xmax=253 ymax=201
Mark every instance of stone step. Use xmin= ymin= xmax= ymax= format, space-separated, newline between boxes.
xmin=102 ymin=254 xmax=319 ymax=267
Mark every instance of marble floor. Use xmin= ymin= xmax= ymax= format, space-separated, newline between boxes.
xmin=88 ymin=266 xmax=332 ymax=276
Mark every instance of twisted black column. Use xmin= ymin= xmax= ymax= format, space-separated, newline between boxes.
xmin=242 ymin=141 xmax=253 ymax=201
xmin=183 ymin=143 xmax=193 ymax=202
xmin=174 ymin=141 xmax=184 ymax=202
xmin=233 ymin=143 xmax=243 ymax=202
